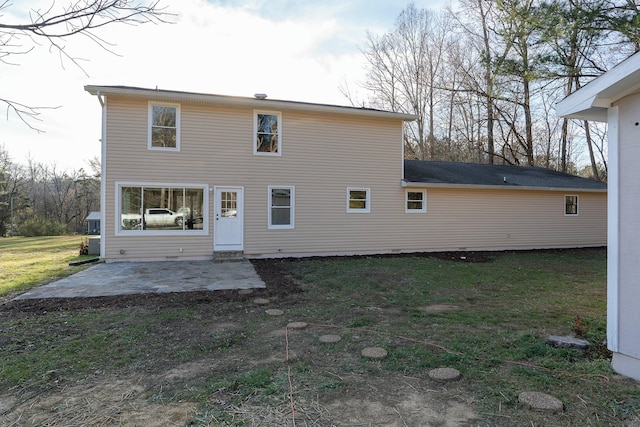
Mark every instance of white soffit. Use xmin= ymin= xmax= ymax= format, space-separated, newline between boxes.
xmin=557 ymin=52 xmax=640 ymax=122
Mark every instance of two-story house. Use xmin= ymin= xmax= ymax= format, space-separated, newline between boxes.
xmin=85 ymin=85 xmax=606 ymax=261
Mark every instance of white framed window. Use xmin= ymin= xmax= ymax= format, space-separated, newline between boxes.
xmin=268 ymin=186 xmax=294 ymax=229
xmin=254 ymin=111 xmax=282 ymax=155
xmin=565 ymin=195 xmax=578 ymax=216
xmin=347 ymin=188 xmax=370 ymax=213
xmin=148 ymin=102 xmax=180 ymax=151
xmin=405 ymin=190 xmax=426 ymax=213
xmin=116 ymin=182 xmax=208 ymax=235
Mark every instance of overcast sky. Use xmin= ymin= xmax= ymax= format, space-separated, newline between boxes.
xmin=2 ymin=0 xmax=449 ymax=170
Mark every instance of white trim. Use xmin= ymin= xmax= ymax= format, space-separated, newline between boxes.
xmin=556 ymin=52 xmax=640 ymax=122
xmin=347 ymin=187 xmax=371 ymax=213
xmin=148 ymin=102 xmax=181 ymax=151
xmin=254 ymin=110 xmax=282 ymax=156
xmin=115 ymin=181 xmax=209 ymax=236
xmin=268 ymin=186 xmax=295 ymax=229
xmin=405 ymin=189 xmax=427 ymax=213
xmin=100 ymin=96 xmax=107 ymax=258
xmin=607 ymin=106 xmax=620 ymax=352
xmin=563 ymin=194 xmax=579 ymax=216
xmin=401 ymin=180 xmax=606 ymax=193
xmin=85 ymin=85 xmax=417 ymax=122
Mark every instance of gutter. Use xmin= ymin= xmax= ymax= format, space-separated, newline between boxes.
xmin=401 ymin=180 xmax=607 ymax=193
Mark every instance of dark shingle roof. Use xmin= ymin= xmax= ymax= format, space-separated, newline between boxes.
xmin=404 ymin=160 xmax=607 ymax=191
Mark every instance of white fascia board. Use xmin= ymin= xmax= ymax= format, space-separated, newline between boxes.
xmin=84 ymin=85 xmax=417 ymax=122
xmin=401 ymin=181 xmax=606 ymax=193
xmin=556 ymin=52 xmax=640 ymax=121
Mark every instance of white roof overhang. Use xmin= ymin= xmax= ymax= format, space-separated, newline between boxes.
xmin=84 ymin=85 xmax=417 ymax=122
xmin=556 ymin=52 xmax=640 ymax=122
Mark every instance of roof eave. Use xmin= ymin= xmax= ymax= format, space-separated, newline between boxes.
xmin=402 ymin=180 xmax=606 ymax=193
xmin=556 ymin=52 xmax=640 ymax=122
xmin=84 ymin=85 xmax=417 ymax=121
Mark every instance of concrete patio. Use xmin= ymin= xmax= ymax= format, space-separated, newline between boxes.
xmin=14 ymin=260 xmax=266 ymax=300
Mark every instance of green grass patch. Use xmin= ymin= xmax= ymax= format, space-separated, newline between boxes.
xmin=2 ymin=247 xmax=638 ymax=425
xmin=0 ymin=236 xmax=95 ymax=295
xmin=274 ymin=249 xmax=640 ymax=423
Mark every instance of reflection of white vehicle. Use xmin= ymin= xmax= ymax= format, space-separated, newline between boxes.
xmin=221 ymin=209 xmax=237 ymax=218
xmin=176 ymin=207 xmax=204 ymax=225
xmin=122 ymin=208 xmax=182 ymax=229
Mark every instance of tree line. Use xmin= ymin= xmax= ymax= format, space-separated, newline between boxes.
xmin=350 ymin=0 xmax=640 ymax=180
xmin=0 ymin=147 xmax=100 ymax=236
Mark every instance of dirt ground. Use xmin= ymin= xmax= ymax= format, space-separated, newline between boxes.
xmin=0 ymin=254 xmax=493 ymax=426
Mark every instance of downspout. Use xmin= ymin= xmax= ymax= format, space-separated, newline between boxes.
xmin=95 ymin=91 xmax=107 ymax=260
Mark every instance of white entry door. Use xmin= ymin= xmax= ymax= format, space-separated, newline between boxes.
xmin=214 ymin=187 xmax=244 ymax=251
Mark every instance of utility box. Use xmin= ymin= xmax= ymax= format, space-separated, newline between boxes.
xmin=88 ymin=237 xmax=100 ymax=255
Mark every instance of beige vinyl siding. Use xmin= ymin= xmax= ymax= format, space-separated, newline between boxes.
xmin=102 ymin=95 xmax=606 ymax=261
xmin=395 ymin=188 xmax=606 ymax=253
xmin=102 ymin=96 xmax=404 ymax=260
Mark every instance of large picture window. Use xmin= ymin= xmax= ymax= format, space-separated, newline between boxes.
xmin=149 ymin=103 xmax=180 ymax=150
xmin=255 ymin=111 xmax=281 ymax=155
xmin=119 ymin=184 xmax=206 ymax=233
xmin=268 ymin=186 xmax=294 ymax=229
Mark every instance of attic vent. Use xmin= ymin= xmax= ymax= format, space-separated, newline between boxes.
xmin=254 ymin=93 xmax=268 ymax=99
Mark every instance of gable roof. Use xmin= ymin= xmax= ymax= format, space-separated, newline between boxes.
xmin=84 ymin=85 xmax=417 ymax=121
xmin=556 ymin=52 xmax=640 ymax=122
xmin=403 ymin=160 xmax=607 ymax=192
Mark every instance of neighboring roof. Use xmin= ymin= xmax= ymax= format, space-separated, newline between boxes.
xmin=85 ymin=211 xmax=101 ymax=221
xmin=403 ymin=160 xmax=607 ymax=192
xmin=556 ymin=52 xmax=640 ymax=122
xmin=84 ymin=85 xmax=417 ymax=121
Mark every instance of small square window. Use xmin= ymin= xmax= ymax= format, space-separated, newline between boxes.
xmin=406 ymin=190 xmax=426 ymax=213
xmin=149 ymin=103 xmax=180 ymax=150
xmin=269 ymin=186 xmax=294 ymax=229
xmin=347 ymin=188 xmax=370 ymax=213
xmin=255 ymin=111 xmax=281 ymax=155
xmin=565 ymin=195 xmax=578 ymax=216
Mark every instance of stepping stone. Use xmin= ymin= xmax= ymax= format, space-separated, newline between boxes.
xmin=287 ymin=321 xmax=308 ymax=330
xmin=518 ymin=391 xmax=564 ymax=413
xmin=254 ymin=298 xmax=270 ymax=305
xmin=265 ymin=309 xmax=284 ymax=316
xmin=428 ymin=367 xmax=461 ymax=382
xmin=546 ymin=334 xmax=589 ymax=350
xmin=361 ymin=347 xmax=388 ymax=360
xmin=238 ymin=289 xmax=253 ymax=295
xmin=319 ymin=334 xmax=342 ymax=343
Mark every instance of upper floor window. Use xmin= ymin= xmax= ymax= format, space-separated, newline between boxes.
xmin=268 ymin=186 xmax=294 ymax=229
xmin=149 ymin=103 xmax=180 ymax=151
xmin=254 ymin=111 xmax=281 ymax=155
xmin=347 ymin=188 xmax=370 ymax=213
xmin=565 ymin=195 xmax=578 ymax=216
xmin=406 ymin=190 xmax=426 ymax=213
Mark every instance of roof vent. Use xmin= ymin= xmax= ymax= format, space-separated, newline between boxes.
xmin=254 ymin=93 xmax=268 ymax=99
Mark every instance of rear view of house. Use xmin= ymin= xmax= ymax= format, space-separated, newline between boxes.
xmin=85 ymin=85 xmax=606 ymax=262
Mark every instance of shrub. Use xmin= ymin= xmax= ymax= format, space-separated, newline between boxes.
xmin=17 ymin=217 xmax=67 ymax=237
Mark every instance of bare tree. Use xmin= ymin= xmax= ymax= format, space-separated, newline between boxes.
xmin=0 ymin=145 xmax=24 ymax=236
xmin=363 ymin=6 xmax=455 ymax=160
xmin=0 ymin=0 xmax=171 ymax=129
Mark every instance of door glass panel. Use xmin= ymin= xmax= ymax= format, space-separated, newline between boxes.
xmin=221 ymin=191 xmax=237 ymax=218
